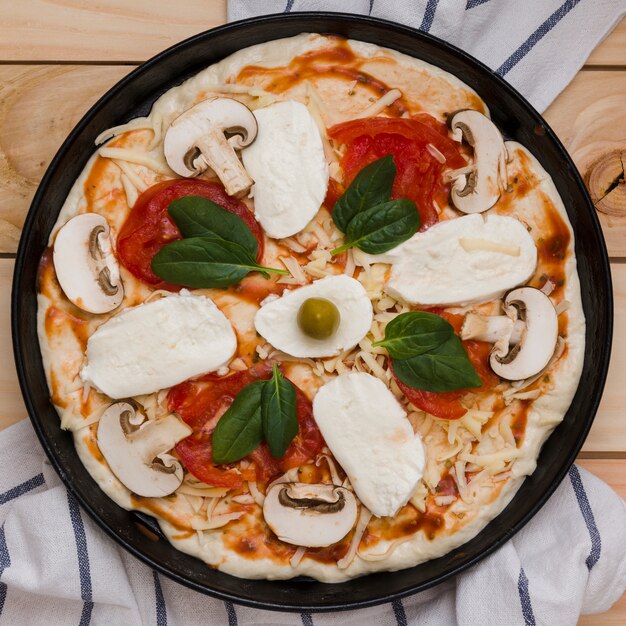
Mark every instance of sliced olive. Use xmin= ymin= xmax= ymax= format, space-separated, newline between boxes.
xmin=297 ymin=298 xmax=340 ymax=340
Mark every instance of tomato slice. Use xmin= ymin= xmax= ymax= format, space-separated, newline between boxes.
xmin=168 ymin=363 xmax=324 ymax=486
xmin=391 ymin=309 xmax=499 ymax=419
xmin=328 ymin=115 xmax=466 ymax=230
xmin=117 ymin=179 xmax=264 ymax=289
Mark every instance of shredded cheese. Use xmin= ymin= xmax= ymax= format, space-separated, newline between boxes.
xmin=352 ymin=89 xmax=402 ymax=119
xmin=459 ymin=238 xmax=521 ymax=256
xmin=337 ymin=506 xmax=372 ymax=569
xmin=98 ymin=147 xmax=172 ymax=176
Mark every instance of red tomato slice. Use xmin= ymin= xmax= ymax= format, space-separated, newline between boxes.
xmin=168 ymin=363 xmax=324 ymax=486
xmin=328 ymin=115 xmax=466 ymax=230
xmin=117 ymin=179 xmax=264 ymax=289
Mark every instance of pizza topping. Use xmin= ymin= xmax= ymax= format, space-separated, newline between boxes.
xmin=262 ymin=482 xmax=358 ymax=547
xmin=448 ymin=109 xmax=508 ymax=214
xmin=313 ymin=372 xmax=425 ymax=518
xmin=461 ymin=311 xmax=525 ymax=345
xmin=489 ymin=287 xmax=559 ymax=380
xmin=360 ymin=214 xmax=537 ymax=306
xmin=241 ymin=100 xmax=329 ymax=238
xmin=150 ymin=196 xmax=287 ymax=288
xmin=255 ymin=275 xmax=373 ymax=358
xmin=297 ymin=297 xmax=341 ymax=340
xmin=330 ymin=155 xmax=420 ymax=256
xmin=96 ymin=402 xmax=191 ymax=497
xmin=163 ymin=97 xmax=258 ymax=197
xmin=80 ymin=293 xmax=237 ymax=398
xmin=117 ymin=179 xmax=265 ymax=288
xmin=373 ymin=311 xmax=482 ymax=392
xmin=53 ymin=213 xmax=124 ymax=314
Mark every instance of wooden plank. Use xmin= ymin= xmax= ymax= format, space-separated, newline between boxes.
xmin=0 ymin=65 xmax=132 ymax=246
xmin=586 ymin=16 xmax=626 ymax=67
xmin=1 ymin=259 xmax=625 ymax=452
xmin=0 ymin=3 xmax=621 ymax=65
xmin=0 ymin=261 xmax=26 ymax=427
xmin=545 ymin=71 xmax=626 ymax=256
xmin=0 ymin=0 xmax=226 ymax=62
xmin=1 ymin=65 xmax=625 ymax=253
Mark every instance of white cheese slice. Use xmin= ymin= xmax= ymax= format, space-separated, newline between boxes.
xmin=360 ymin=214 xmax=537 ymax=306
xmin=313 ymin=372 xmax=425 ymax=518
xmin=242 ymin=100 xmax=328 ymax=239
xmin=80 ymin=293 xmax=236 ymax=398
xmin=254 ymin=275 xmax=373 ymax=358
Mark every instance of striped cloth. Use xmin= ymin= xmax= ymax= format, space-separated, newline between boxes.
xmin=227 ymin=0 xmax=626 ymax=112
xmin=0 ymin=419 xmax=625 ymax=625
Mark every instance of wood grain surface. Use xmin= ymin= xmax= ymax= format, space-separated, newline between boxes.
xmin=0 ymin=3 xmax=623 ymax=622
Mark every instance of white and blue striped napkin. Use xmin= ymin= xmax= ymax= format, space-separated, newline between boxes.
xmin=2 ymin=3 xmax=626 ymax=623
xmin=0 ymin=418 xmax=625 ymax=625
xmin=227 ymin=0 xmax=626 ymax=112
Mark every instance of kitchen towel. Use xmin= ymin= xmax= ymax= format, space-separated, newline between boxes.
xmin=227 ymin=0 xmax=626 ymax=113
xmin=0 ymin=419 xmax=624 ymax=625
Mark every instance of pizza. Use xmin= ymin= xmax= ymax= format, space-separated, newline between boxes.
xmin=37 ymin=33 xmax=584 ymax=582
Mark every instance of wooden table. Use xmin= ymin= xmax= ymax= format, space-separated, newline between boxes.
xmin=0 ymin=2 xmax=623 ymax=622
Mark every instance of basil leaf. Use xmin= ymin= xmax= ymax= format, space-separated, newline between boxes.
xmin=333 ymin=155 xmax=395 ymax=232
xmin=392 ymin=335 xmax=483 ymax=392
xmin=332 ymin=199 xmax=419 ymax=255
xmin=372 ymin=312 xmax=454 ymax=360
xmin=151 ymin=235 xmax=287 ymax=288
xmin=262 ymin=365 xmax=298 ymax=459
xmin=168 ymin=196 xmax=258 ymax=255
xmin=212 ymin=381 xmax=265 ymax=464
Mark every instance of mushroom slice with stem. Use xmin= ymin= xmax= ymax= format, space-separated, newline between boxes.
xmin=263 ymin=482 xmax=358 ymax=548
xmin=53 ymin=213 xmax=124 ymax=314
xmin=463 ymin=287 xmax=558 ymax=381
xmin=163 ymin=97 xmax=258 ymax=197
xmin=448 ymin=109 xmax=508 ymax=214
xmin=97 ymin=402 xmax=192 ymax=498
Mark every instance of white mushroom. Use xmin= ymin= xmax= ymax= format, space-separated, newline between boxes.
xmin=53 ymin=213 xmax=124 ymax=314
xmin=97 ymin=402 xmax=192 ymax=497
xmin=448 ymin=110 xmax=508 ymax=214
xmin=467 ymin=287 xmax=559 ymax=381
xmin=262 ymin=482 xmax=358 ymax=548
xmin=163 ymin=97 xmax=257 ymax=197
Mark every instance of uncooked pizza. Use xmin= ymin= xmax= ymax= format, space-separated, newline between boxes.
xmin=37 ymin=34 xmax=584 ymax=582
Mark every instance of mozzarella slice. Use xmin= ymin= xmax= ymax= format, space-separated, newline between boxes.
xmin=313 ymin=372 xmax=425 ymax=518
xmin=254 ymin=275 xmax=372 ymax=358
xmin=362 ymin=214 xmax=537 ymax=306
xmin=81 ymin=293 xmax=236 ymax=398
xmin=242 ymin=100 xmax=328 ymax=239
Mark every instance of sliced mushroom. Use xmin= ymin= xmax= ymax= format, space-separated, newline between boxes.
xmin=163 ymin=97 xmax=258 ymax=197
xmin=263 ymin=482 xmax=358 ymax=548
xmin=97 ymin=402 xmax=192 ymax=497
xmin=448 ymin=110 xmax=508 ymax=214
xmin=461 ymin=312 xmax=525 ymax=345
xmin=467 ymin=287 xmax=558 ymax=381
xmin=53 ymin=213 xmax=124 ymax=314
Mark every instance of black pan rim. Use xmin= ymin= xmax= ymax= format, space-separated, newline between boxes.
xmin=11 ymin=11 xmax=613 ymax=612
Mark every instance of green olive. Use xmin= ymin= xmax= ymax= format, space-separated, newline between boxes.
xmin=297 ymin=298 xmax=340 ymax=340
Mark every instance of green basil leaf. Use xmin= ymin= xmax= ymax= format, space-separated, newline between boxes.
xmin=332 ymin=199 xmax=420 ymax=255
xmin=168 ymin=196 xmax=258 ymax=255
xmin=261 ymin=365 xmax=298 ymax=459
xmin=392 ymin=335 xmax=483 ymax=392
xmin=333 ymin=155 xmax=395 ymax=232
xmin=151 ymin=235 xmax=287 ymax=288
xmin=212 ymin=381 xmax=265 ymax=464
xmin=372 ymin=312 xmax=454 ymax=360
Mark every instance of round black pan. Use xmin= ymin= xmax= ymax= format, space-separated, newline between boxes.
xmin=11 ymin=12 xmax=613 ymax=612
